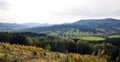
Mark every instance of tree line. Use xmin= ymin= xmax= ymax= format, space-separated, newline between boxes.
xmin=0 ymin=32 xmax=120 ymax=62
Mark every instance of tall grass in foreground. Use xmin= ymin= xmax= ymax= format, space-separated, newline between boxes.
xmin=0 ymin=42 xmax=107 ymax=62
xmin=64 ymin=53 xmax=107 ymax=62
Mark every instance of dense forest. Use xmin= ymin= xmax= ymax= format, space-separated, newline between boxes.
xmin=0 ymin=32 xmax=120 ymax=62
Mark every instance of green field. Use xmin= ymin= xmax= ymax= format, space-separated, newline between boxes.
xmin=80 ymin=36 xmax=105 ymax=41
xmin=108 ymin=35 xmax=120 ymax=38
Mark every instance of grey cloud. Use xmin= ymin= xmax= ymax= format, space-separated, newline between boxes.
xmin=0 ymin=0 xmax=9 ymax=10
xmin=113 ymin=9 xmax=120 ymax=15
xmin=54 ymin=8 xmax=118 ymax=17
xmin=53 ymin=0 xmax=120 ymax=17
xmin=64 ymin=8 xmax=120 ymax=17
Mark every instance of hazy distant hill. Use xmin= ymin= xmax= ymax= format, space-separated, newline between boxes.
xmin=14 ymin=18 xmax=120 ymax=37
xmin=0 ymin=23 xmax=52 ymax=31
xmin=23 ymin=23 xmax=52 ymax=28
xmin=0 ymin=23 xmax=27 ymax=31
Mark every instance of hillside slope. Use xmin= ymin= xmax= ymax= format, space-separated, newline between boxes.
xmin=13 ymin=18 xmax=120 ymax=37
xmin=0 ymin=43 xmax=107 ymax=62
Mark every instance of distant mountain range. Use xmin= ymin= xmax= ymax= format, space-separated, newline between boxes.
xmin=22 ymin=23 xmax=52 ymax=28
xmin=1 ymin=18 xmax=120 ymax=37
xmin=0 ymin=23 xmax=52 ymax=31
xmin=10 ymin=18 xmax=120 ymax=37
xmin=0 ymin=23 xmax=27 ymax=31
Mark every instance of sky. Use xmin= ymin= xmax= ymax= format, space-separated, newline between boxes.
xmin=0 ymin=0 xmax=120 ymax=24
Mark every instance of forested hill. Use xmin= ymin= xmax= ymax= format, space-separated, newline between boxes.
xmin=73 ymin=18 xmax=120 ymax=30
xmin=13 ymin=18 xmax=120 ymax=37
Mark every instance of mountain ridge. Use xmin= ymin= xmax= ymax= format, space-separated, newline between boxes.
xmin=12 ymin=18 xmax=120 ymax=37
xmin=0 ymin=22 xmax=52 ymax=31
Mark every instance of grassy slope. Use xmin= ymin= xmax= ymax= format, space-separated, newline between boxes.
xmin=80 ymin=36 xmax=105 ymax=41
xmin=0 ymin=43 xmax=106 ymax=62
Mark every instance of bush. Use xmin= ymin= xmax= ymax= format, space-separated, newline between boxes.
xmin=45 ymin=44 xmax=51 ymax=51
xmin=77 ymin=41 xmax=92 ymax=54
xmin=31 ymin=50 xmax=37 ymax=56
xmin=93 ymin=43 xmax=118 ymax=62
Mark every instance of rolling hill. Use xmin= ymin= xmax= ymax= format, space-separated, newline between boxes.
xmin=11 ymin=18 xmax=120 ymax=37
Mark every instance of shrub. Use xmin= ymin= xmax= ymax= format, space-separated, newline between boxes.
xmin=77 ymin=41 xmax=92 ymax=54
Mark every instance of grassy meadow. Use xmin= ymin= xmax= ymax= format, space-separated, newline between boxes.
xmin=0 ymin=43 xmax=107 ymax=62
xmin=80 ymin=36 xmax=105 ymax=41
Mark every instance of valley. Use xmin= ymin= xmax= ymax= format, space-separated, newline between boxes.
xmin=0 ymin=18 xmax=120 ymax=62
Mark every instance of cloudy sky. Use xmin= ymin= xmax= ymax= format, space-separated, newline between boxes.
xmin=0 ymin=0 xmax=120 ymax=24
